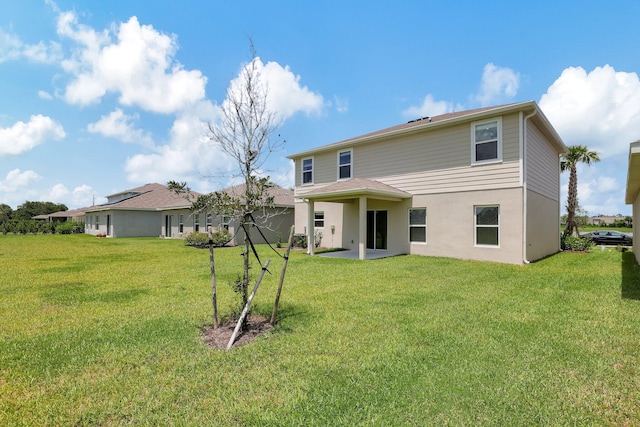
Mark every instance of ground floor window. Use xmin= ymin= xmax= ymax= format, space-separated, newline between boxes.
xmin=409 ymin=208 xmax=427 ymax=243
xmin=95 ymin=215 xmax=99 ymax=230
xmin=179 ymin=214 xmax=184 ymax=233
xmin=475 ymin=205 xmax=499 ymax=246
xmin=206 ymin=213 xmax=212 ymax=229
xmin=221 ymin=215 xmax=230 ymax=230
xmin=194 ymin=213 xmax=200 ymax=232
xmin=314 ymin=211 xmax=325 ymax=228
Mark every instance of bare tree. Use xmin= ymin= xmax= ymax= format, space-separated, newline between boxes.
xmin=170 ymin=41 xmax=284 ymax=327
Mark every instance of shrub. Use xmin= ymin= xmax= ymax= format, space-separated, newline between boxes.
xmin=55 ymin=221 xmax=85 ymax=234
xmin=293 ymin=233 xmax=307 ymax=248
xmin=562 ymin=235 xmax=593 ymax=251
xmin=185 ymin=228 xmax=232 ymax=248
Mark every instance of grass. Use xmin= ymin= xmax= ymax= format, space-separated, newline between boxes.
xmin=1 ymin=234 xmax=640 ymax=425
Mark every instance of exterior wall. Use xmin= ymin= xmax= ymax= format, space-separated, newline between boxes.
xmin=239 ymin=207 xmax=294 ymax=245
xmin=112 ymin=210 xmax=160 ymax=237
xmin=295 ymin=201 xmax=345 ymax=248
xmin=634 ymin=194 xmax=640 ymax=263
xmin=408 ymin=188 xmax=524 ymax=265
xmin=526 ymin=190 xmax=561 ymax=261
xmin=526 ymin=120 xmax=560 ymax=201
xmin=294 ymin=113 xmax=522 ymax=196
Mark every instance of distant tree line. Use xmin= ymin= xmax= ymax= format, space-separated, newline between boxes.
xmin=0 ymin=201 xmax=84 ymax=235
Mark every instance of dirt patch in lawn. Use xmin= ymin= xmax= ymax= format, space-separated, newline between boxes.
xmin=201 ymin=315 xmax=273 ymax=349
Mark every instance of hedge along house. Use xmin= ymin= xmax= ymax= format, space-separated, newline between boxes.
xmin=83 ymin=182 xmax=294 ymax=244
xmin=625 ymin=140 xmax=640 ymax=262
xmin=287 ymin=101 xmax=567 ymax=264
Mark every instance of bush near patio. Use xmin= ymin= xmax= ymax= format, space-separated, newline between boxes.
xmin=1 ymin=234 xmax=640 ymax=425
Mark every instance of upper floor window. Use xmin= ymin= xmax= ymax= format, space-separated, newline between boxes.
xmin=302 ymin=157 xmax=313 ymax=185
xmin=472 ymin=118 xmax=502 ymax=164
xmin=338 ymin=149 xmax=352 ymax=180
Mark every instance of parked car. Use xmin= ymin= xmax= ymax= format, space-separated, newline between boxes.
xmin=588 ymin=230 xmax=633 ymax=246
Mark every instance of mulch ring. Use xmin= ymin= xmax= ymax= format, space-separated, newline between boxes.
xmin=201 ymin=315 xmax=273 ymax=349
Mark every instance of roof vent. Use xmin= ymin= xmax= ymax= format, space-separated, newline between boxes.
xmin=407 ymin=116 xmax=431 ymax=124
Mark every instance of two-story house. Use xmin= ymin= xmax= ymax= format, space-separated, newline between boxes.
xmin=287 ymin=101 xmax=567 ymax=265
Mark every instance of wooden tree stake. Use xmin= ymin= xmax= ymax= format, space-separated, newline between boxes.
xmin=226 ymin=258 xmax=271 ymax=350
xmin=270 ymin=225 xmax=294 ymax=325
xmin=208 ymin=227 xmax=219 ymax=329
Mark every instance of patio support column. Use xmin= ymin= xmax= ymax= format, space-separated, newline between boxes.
xmin=359 ymin=196 xmax=367 ymax=260
xmin=307 ymin=199 xmax=315 ymax=256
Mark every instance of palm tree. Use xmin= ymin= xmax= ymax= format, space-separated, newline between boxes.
xmin=561 ymin=145 xmax=600 ymax=238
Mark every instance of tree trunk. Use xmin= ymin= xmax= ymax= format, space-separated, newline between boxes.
xmin=564 ymin=166 xmax=578 ymax=237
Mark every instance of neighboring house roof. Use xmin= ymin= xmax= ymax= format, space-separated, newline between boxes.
xmin=302 ymin=178 xmax=410 ymax=202
xmin=86 ymin=183 xmax=199 ymax=212
xmin=626 ymin=140 xmax=640 ymax=204
xmin=85 ymin=182 xmax=293 ymax=213
xmin=288 ymin=100 xmax=566 ymax=159
xmin=32 ymin=207 xmax=92 ymax=220
xmin=220 ymin=183 xmax=295 ymax=207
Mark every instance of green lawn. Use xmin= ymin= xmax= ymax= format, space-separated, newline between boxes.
xmin=1 ymin=235 xmax=640 ymax=425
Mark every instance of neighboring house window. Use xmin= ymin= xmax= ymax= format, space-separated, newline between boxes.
xmin=409 ymin=208 xmax=427 ymax=243
xmin=194 ymin=213 xmax=200 ymax=232
xmin=179 ymin=214 xmax=184 ymax=233
xmin=206 ymin=213 xmax=212 ymax=229
xmin=95 ymin=215 xmax=99 ymax=230
xmin=314 ymin=211 xmax=325 ymax=228
xmin=471 ymin=118 xmax=502 ymax=164
xmin=221 ymin=215 xmax=230 ymax=230
xmin=302 ymin=157 xmax=314 ymax=185
xmin=338 ymin=149 xmax=352 ymax=180
xmin=475 ymin=205 xmax=499 ymax=246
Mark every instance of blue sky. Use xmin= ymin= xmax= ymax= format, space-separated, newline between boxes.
xmin=1 ymin=1 xmax=640 ymax=215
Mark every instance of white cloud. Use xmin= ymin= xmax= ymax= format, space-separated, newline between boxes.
xmin=333 ymin=96 xmax=349 ymax=113
xmin=124 ymin=100 xmax=233 ymax=187
xmin=402 ymin=94 xmax=461 ymax=119
xmin=0 ymin=28 xmax=62 ymax=64
xmin=227 ymin=58 xmax=325 ymax=122
xmin=0 ymin=115 xmax=65 ymax=155
xmin=87 ymin=109 xmax=154 ymax=147
xmin=58 ymin=13 xmax=207 ymax=114
xmin=38 ymin=90 xmax=54 ymax=100
xmin=45 ymin=183 xmax=70 ymax=202
xmin=539 ymin=65 xmax=640 ymax=157
xmin=472 ymin=63 xmax=520 ymax=107
xmin=0 ymin=169 xmax=42 ymax=192
xmin=125 ymin=55 xmax=325 ymax=188
xmin=70 ymin=184 xmax=103 ymax=207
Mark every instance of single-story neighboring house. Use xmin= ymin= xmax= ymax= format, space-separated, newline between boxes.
xmin=625 ymin=140 xmax=640 ymax=262
xmin=588 ymin=215 xmax=618 ymax=226
xmin=82 ymin=183 xmax=293 ymax=245
xmin=33 ymin=207 xmax=91 ymax=223
xmin=287 ymin=101 xmax=567 ymax=264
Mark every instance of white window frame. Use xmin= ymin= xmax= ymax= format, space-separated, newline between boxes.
xmin=314 ymin=211 xmax=325 ymax=228
xmin=337 ymin=148 xmax=353 ymax=180
xmin=471 ymin=117 xmax=502 ymax=165
xmin=474 ymin=205 xmax=500 ymax=247
xmin=95 ymin=215 xmax=99 ymax=230
xmin=206 ymin=213 xmax=212 ymax=229
xmin=302 ymin=157 xmax=314 ymax=185
xmin=194 ymin=213 xmax=200 ymax=232
xmin=408 ymin=208 xmax=427 ymax=244
xmin=179 ymin=214 xmax=184 ymax=233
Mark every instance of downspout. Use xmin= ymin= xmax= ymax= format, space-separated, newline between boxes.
xmin=522 ymin=109 xmax=537 ymax=264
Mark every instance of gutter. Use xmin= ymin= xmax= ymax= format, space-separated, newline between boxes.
xmin=522 ymin=109 xmax=537 ymax=264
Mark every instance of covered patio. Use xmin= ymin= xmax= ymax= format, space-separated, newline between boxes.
xmin=302 ymin=178 xmax=411 ymax=260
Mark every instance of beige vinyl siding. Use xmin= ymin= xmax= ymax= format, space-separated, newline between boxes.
xmin=294 ymin=113 xmax=522 ymax=195
xmin=526 ymin=190 xmax=561 ymax=261
xmin=527 ymin=121 xmax=560 ymax=201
